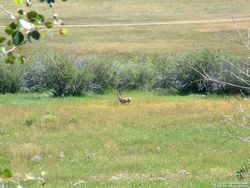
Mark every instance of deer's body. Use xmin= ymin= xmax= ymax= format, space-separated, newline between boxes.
xmin=118 ymin=94 xmax=132 ymax=104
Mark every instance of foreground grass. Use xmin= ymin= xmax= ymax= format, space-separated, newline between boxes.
xmin=0 ymin=92 xmax=249 ymax=187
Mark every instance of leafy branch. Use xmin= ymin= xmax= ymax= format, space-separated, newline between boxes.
xmin=0 ymin=0 xmax=67 ymax=64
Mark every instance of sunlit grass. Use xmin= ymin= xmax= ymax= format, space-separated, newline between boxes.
xmin=0 ymin=92 xmax=249 ymax=187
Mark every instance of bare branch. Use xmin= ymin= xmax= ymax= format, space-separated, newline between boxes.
xmin=5 ymin=46 xmax=18 ymax=54
xmin=248 ymin=28 xmax=250 ymax=46
xmin=224 ymin=59 xmax=250 ymax=77
xmin=186 ymin=64 xmax=250 ymax=90
xmin=0 ymin=4 xmax=15 ymax=19
xmin=225 ymin=70 xmax=250 ymax=85
xmin=223 ymin=130 xmax=250 ymax=143
xmin=185 ymin=65 xmax=208 ymax=78
xmin=203 ymin=77 xmax=249 ymax=89
xmin=232 ymin=17 xmax=250 ymax=52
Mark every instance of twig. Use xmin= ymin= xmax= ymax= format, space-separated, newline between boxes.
xmin=223 ymin=130 xmax=250 ymax=144
xmin=240 ymin=90 xmax=248 ymax=98
xmin=5 ymin=46 xmax=18 ymax=54
xmin=203 ymin=77 xmax=249 ymax=89
xmin=186 ymin=65 xmax=208 ymax=78
xmin=224 ymin=59 xmax=250 ymax=77
xmin=248 ymin=28 xmax=250 ymax=46
xmin=225 ymin=70 xmax=250 ymax=85
xmin=186 ymin=64 xmax=250 ymax=90
xmin=0 ymin=4 xmax=15 ymax=19
xmin=232 ymin=17 xmax=250 ymax=52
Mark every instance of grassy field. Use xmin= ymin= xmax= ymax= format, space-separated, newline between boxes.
xmin=0 ymin=1 xmax=250 ymax=187
xmin=1 ymin=0 xmax=250 ymax=55
xmin=0 ymin=92 xmax=249 ymax=187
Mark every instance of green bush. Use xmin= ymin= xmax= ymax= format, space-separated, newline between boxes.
xmin=2 ymin=49 xmax=249 ymax=95
xmin=157 ymin=49 xmax=222 ymax=94
xmin=0 ymin=62 xmax=23 ymax=94
xmin=24 ymin=53 xmax=95 ymax=96
xmin=116 ymin=57 xmax=156 ymax=90
xmin=44 ymin=54 xmax=75 ymax=97
xmin=88 ymin=57 xmax=116 ymax=94
xmin=68 ymin=59 xmax=94 ymax=96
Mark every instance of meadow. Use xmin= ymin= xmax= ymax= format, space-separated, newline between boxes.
xmin=0 ymin=92 xmax=249 ymax=187
xmin=0 ymin=0 xmax=250 ymax=187
xmin=0 ymin=0 xmax=250 ymax=55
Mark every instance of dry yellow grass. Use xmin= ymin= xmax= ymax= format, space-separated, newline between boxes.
xmin=0 ymin=0 xmax=250 ymax=56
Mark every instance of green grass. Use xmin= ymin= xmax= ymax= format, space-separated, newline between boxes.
xmin=0 ymin=1 xmax=250 ymax=186
xmin=0 ymin=92 xmax=249 ymax=187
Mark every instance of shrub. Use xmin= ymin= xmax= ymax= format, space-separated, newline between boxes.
xmin=24 ymin=53 xmax=95 ymax=96
xmin=116 ymin=57 xmax=156 ymax=90
xmin=0 ymin=62 xmax=23 ymax=94
xmin=44 ymin=54 xmax=75 ymax=97
xmin=154 ymin=56 xmax=178 ymax=90
xmin=23 ymin=52 xmax=52 ymax=92
xmin=68 ymin=58 xmax=94 ymax=96
xmin=2 ymin=49 xmax=248 ymax=95
xmin=88 ymin=57 xmax=116 ymax=94
xmin=157 ymin=48 xmax=222 ymax=94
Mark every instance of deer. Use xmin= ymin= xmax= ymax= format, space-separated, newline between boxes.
xmin=117 ymin=93 xmax=132 ymax=104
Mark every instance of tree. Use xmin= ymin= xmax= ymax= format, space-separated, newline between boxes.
xmin=0 ymin=0 xmax=67 ymax=64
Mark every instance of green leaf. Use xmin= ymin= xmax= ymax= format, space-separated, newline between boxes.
xmin=12 ymin=31 xmax=24 ymax=46
xmin=5 ymin=54 xmax=16 ymax=64
xmin=2 ymin=169 xmax=12 ymax=178
xmin=27 ymin=11 xmax=45 ymax=23
xmin=44 ymin=22 xmax=53 ymax=29
xmin=47 ymin=0 xmax=55 ymax=3
xmin=37 ymin=14 xmax=45 ymax=23
xmin=27 ymin=11 xmax=38 ymax=22
xmin=5 ymin=23 xmax=18 ymax=35
xmin=17 ymin=56 xmax=26 ymax=64
xmin=14 ymin=0 xmax=24 ymax=5
xmin=7 ymin=40 xmax=13 ymax=46
xmin=0 ymin=36 xmax=6 ymax=43
xmin=17 ymin=9 xmax=25 ymax=18
xmin=30 ymin=30 xmax=40 ymax=40
xmin=47 ymin=0 xmax=55 ymax=6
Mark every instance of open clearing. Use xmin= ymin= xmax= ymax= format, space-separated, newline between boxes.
xmin=0 ymin=92 xmax=249 ymax=187
xmin=1 ymin=0 xmax=250 ymax=55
